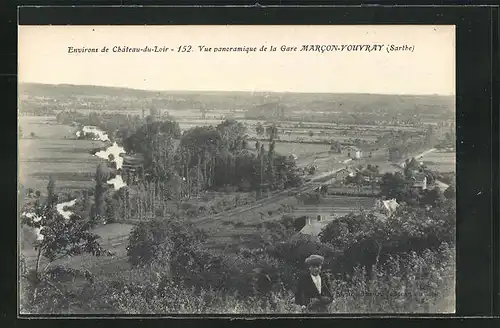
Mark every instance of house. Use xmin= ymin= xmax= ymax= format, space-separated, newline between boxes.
xmin=433 ymin=179 xmax=450 ymax=192
xmin=76 ymin=125 xmax=110 ymax=142
xmin=334 ymin=167 xmax=351 ymax=181
xmin=345 ymin=146 xmax=362 ymax=160
xmin=299 ymin=215 xmax=335 ymax=241
xmin=374 ymin=199 xmax=399 ymax=216
xmin=411 ymin=173 xmax=427 ymax=190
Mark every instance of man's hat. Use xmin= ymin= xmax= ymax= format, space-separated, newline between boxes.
xmin=305 ymin=254 xmax=324 ymax=266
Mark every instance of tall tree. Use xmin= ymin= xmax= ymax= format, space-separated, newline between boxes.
xmin=20 ymin=192 xmax=112 ymax=306
xmin=149 ymin=107 xmax=159 ymax=121
xmin=425 ymin=125 xmax=435 ymax=146
xmin=267 ymin=141 xmax=276 ymax=187
xmin=266 ymin=124 xmax=279 ymax=142
xmin=256 ymin=122 xmax=265 ymax=137
xmin=380 ymin=172 xmax=411 ymax=202
xmin=123 ymin=120 xmax=181 ymax=173
xmin=259 ymin=144 xmax=266 ymax=195
xmin=46 ymin=176 xmax=57 ymax=207
xmin=94 ymin=164 xmax=109 ymax=221
xmin=217 ymin=119 xmax=247 ymax=151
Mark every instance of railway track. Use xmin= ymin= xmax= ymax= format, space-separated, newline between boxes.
xmin=193 ymin=165 xmax=350 ymax=226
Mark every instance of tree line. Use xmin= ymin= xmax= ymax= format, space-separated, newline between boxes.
xmin=61 ymin=114 xmax=306 ymax=223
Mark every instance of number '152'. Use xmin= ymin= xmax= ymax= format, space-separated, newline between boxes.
xmin=177 ymin=45 xmax=192 ymax=52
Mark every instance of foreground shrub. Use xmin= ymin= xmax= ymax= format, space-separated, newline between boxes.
xmin=267 ymin=234 xmax=341 ymax=272
xmin=126 ymin=216 xmax=207 ymax=267
xmin=330 ymin=243 xmax=455 ymax=313
xmin=319 ymin=201 xmax=455 ymax=276
xmin=22 ymin=244 xmax=454 ymax=314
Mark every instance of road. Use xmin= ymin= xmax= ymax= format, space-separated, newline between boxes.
xmin=191 ymin=147 xmax=436 ymax=227
xmin=397 ymin=148 xmax=437 ymax=167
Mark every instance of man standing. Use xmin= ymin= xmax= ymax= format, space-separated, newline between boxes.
xmin=295 ymin=254 xmax=334 ymax=313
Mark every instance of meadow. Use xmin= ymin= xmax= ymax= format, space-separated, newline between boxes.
xmin=420 ymin=150 xmax=456 ymax=172
xmin=273 ymin=142 xmax=331 ymax=160
xmin=293 ymin=195 xmax=377 ymax=218
xmin=169 ymin=116 xmax=402 ymax=146
xmin=18 ymin=116 xmax=105 ymax=192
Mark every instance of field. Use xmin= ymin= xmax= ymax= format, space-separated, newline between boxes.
xmin=419 ymin=150 xmax=456 ymax=172
xmin=204 ymin=193 xmax=378 ymax=252
xmin=293 ymin=195 xmax=377 ymax=218
xmin=273 ymin=142 xmax=330 ymax=159
xmin=159 ymin=114 xmax=411 ymax=148
xmin=18 ymin=116 xmax=106 ymax=193
xmin=22 ymin=223 xmax=134 ymax=274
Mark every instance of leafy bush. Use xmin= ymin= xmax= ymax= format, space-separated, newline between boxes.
xmin=22 ymin=243 xmax=454 ymax=314
xmin=330 ymin=243 xmax=455 ymax=313
xmin=266 ymin=234 xmax=341 ymax=275
xmin=319 ymin=201 xmax=455 ymax=276
xmin=126 ymin=217 xmax=207 ymax=267
xmin=65 ymin=271 xmax=301 ymax=314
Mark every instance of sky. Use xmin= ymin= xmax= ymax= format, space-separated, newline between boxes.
xmin=18 ymin=25 xmax=455 ymax=95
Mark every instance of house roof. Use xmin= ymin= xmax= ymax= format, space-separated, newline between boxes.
xmin=299 ymin=216 xmax=336 ymax=237
xmin=434 ymin=180 xmax=450 ymax=191
xmin=412 ymin=172 xmax=427 ymax=181
xmin=382 ymin=199 xmax=399 ymax=212
xmin=300 ymin=222 xmax=328 ymax=237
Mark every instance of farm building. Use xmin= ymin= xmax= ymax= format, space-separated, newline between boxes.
xmin=333 ymin=167 xmax=351 ymax=181
xmin=411 ymin=173 xmax=427 ymax=190
xmin=293 ymin=195 xmax=377 ymax=227
xmin=345 ymin=146 xmax=362 ymax=160
xmin=433 ymin=179 xmax=450 ymax=192
xmin=299 ymin=215 xmax=336 ymax=241
xmin=374 ymin=198 xmax=399 ymax=216
xmin=76 ymin=125 xmax=110 ymax=142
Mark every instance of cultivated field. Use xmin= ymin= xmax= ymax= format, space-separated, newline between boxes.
xmin=419 ymin=150 xmax=456 ymax=172
xmin=168 ymin=117 xmax=406 ymax=146
xmin=293 ymin=195 xmax=377 ymax=218
xmin=204 ymin=193 xmax=377 ymax=252
xmin=274 ymin=142 xmax=330 ymax=159
xmin=18 ymin=116 xmax=106 ymax=192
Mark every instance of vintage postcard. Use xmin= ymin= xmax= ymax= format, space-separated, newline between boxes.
xmin=18 ymin=25 xmax=456 ymax=315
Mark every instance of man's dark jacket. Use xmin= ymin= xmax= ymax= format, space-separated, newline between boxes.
xmin=294 ymin=272 xmax=334 ymax=310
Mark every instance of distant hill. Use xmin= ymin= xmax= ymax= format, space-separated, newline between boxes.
xmin=245 ymin=93 xmax=455 ymax=120
xmin=19 ymin=83 xmax=259 ymax=99
xmin=18 ymin=83 xmax=455 ymax=116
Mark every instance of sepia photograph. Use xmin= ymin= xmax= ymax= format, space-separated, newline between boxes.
xmin=18 ymin=25 xmax=456 ymax=315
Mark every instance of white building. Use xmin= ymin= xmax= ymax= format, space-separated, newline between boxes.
xmin=374 ymin=199 xmax=399 ymax=216
xmin=299 ymin=214 xmax=336 ymax=241
xmin=346 ymin=146 xmax=362 ymax=160
xmin=76 ymin=125 xmax=110 ymax=142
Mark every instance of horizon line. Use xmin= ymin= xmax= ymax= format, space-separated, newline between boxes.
xmin=18 ymin=81 xmax=455 ymax=97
